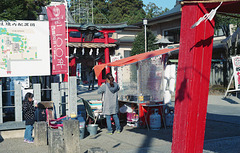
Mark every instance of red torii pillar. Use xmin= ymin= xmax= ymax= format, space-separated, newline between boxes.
xmin=104 ymin=31 xmax=111 ymax=74
xmin=172 ymin=3 xmax=215 ymax=153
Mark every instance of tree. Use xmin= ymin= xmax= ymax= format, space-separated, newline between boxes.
xmin=107 ymin=0 xmax=145 ymax=24
xmin=0 ymin=0 xmax=50 ymax=20
xmin=131 ymin=29 xmax=158 ymax=55
xmin=93 ymin=0 xmax=109 ymax=24
xmin=145 ymin=2 xmax=169 ymax=19
xmin=215 ymin=14 xmax=240 ymax=37
xmin=214 ymin=14 xmax=240 ymax=87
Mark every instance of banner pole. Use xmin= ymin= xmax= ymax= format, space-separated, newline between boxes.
xmin=64 ymin=0 xmax=70 ymax=116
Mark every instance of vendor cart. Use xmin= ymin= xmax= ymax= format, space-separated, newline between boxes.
xmin=94 ymin=48 xmax=178 ymax=129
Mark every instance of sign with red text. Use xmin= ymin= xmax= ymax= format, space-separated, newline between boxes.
xmin=232 ymin=56 xmax=240 ymax=89
xmin=47 ymin=4 xmax=68 ymax=75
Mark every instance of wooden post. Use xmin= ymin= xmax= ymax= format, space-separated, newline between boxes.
xmin=171 ymin=3 xmax=215 ymax=153
xmin=14 ymin=83 xmax=22 ymax=122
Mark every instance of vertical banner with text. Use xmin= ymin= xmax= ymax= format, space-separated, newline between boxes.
xmin=47 ymin=4 xmax=68 ymax=75
xmin=232 ymin=56 xmax=240 ymax=90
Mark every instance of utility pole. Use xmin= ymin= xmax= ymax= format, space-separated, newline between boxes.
xmin=143 ymin=19 xmax=148 ymax=52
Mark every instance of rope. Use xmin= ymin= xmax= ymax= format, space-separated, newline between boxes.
xmin=182 ymin=0 xmax=240 ymax=4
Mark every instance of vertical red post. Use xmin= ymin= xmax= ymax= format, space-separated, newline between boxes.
xmin=104 ymin=32 xmax=111 ymax=74
xmin=69 ymin=57 xmax=76 ymax=76
xmin=171 ymin=3 xmax=215 ymax=153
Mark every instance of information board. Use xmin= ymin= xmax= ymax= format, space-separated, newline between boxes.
xmin=0 ymin=20 xmax=50 ymax=77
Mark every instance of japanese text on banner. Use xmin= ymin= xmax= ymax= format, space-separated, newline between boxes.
xmin=47 ymin=4 xmax=68 ymax=75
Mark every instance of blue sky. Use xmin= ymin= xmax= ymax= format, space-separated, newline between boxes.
xmin=142 ymin=0 xmax=176 ymax=10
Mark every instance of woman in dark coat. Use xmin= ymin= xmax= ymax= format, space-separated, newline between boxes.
xmin=22 ymin=92 xmax=35 ymax=143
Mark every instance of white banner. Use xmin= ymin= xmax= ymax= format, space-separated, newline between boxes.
xmin=0 ymin=20 xmax=50 ymax=77
xmin=232 ymin=56 xmax=240 ymax=90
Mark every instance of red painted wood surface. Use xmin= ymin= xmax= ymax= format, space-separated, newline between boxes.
xmin=67 ymin=28 xmax=117 ymax=43
xmin=97 ymin=59 xmax=106 ymax=86
xmin=171 ymin=3 xmax=215 ymax=153
xmin=104 ymin=32 xmax=111 ymax=74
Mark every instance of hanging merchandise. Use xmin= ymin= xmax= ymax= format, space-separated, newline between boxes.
xmin=150 ymin=109 xmax=161 ymax=130
xmin=169 ymin=78 xmax=175 ymax=93
xmin=164 ymin=90 xmax=171 ymax=104
xmin=163 ymin=78 xmax=168 ymax=91
xmin=170 ymin=64 xmax=176 ymax=79
xmin=164 ymin=65 xmax=171 ymax=80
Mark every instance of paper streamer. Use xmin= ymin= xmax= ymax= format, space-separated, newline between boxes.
xmin=164 ymin=90 xmax=171 ymax=104
xmin=82 ymin=48 xmax=85 ymax=55
xmin=89 ymin=48 xmax=93 ymax=55
xmin=96 ymin=48 xmax=99 ymax=55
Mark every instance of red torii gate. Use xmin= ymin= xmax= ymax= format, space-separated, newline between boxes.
xmin=172 ymin=1 xmax=240 ymax=153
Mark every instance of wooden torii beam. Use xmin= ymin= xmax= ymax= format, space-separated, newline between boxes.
xmin=171 ymin=3 xmax=215 ymax=153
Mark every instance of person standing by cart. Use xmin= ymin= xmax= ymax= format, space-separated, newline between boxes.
xmin=22 ymin=92 xmax=35 ymax=143
xmin=98 ymin=73 xmax=121 ymax=134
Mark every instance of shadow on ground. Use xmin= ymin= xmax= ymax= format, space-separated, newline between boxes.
xmin=0 ymin=132 xmax=3 ymax=143
xmin=222 ymin=97 xmax=240 ymax=104
xmin=205 ymin=113 xmax=240 ymax=140
xmin=107 ymin=112 xmax=240 ymax=153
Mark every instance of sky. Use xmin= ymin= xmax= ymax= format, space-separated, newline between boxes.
xmin=142 ymin=0 xmax=176 ymax=10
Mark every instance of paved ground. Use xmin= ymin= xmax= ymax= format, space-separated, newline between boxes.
xmin=0 ymin=84 xmax=240 ymax=153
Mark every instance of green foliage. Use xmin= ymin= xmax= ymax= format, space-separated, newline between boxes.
xmin=145 ymin=2 xmax=169 ymax=19
xmin=108 ymin=0 xmax=145 ymax=24
xmin=131 ymin=29 xmax=158 ymax=55
xmin=215 ymin=14 xmax=240 ymax=37
xmin=70 ymin=0 xmax=146 ymax=24
xmin=93 ymin=0 xmax=109 ymax=24
xmin=0 ymin=0 xmax=50 ymax=20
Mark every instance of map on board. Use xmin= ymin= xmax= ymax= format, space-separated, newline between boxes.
xmin=0 ymin=28 xmax=38 ymax=74
xmin=0 ymin=20 xmax=50 ymax=77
